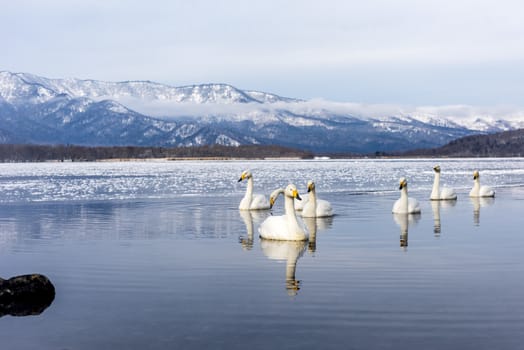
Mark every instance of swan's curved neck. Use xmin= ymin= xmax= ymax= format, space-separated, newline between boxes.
xmin=308 ymin=188 xmax=317 ymax=205
xmin=284 ymin=194 xmax=304 ymax=239
xmin=244 ymin=177 xmax=254 ymax=199
xmin=284 ymin=194 xmax=298 ymax=219
xmin=472 ymin=178 xmax=480 ymax=192
xmin=400 ymin=186 xmax=409 ymax=211
xmin=431 ymin=172 xmax=440 ymax=199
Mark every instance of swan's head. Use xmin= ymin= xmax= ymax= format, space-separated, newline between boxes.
xmin=285 ymin=184 xmax=302 ymax=201
xmin=473 ymin=170 xmax=480 ymax=180
xmin=238 ymin=170 xmax=252 ymax=182
xmin=307 ymin=180 xmax=315 ymax=193
xmin=433 ymin=165 xmax=441 ymax=173
xmin=269 ymin=188 xmax=284 ymax=209
xmin=399 ymin=177 xmax=408 ymax=190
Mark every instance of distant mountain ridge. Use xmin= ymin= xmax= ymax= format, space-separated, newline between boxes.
xmin=403 ymin=128 xmax=524 ymax=157
xmin=1 ymin=70 xmax=523 ymax=153
xmin=1 ymin=72 xmax=297 ymax=104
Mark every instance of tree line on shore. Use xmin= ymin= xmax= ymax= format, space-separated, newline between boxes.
xmin=400 ymin=128 xmax=524 ymax=157
xmin=0 ymin=128 xmax=522 ymax=162
xmin=0 ymin=144 xmax=315 ymax=162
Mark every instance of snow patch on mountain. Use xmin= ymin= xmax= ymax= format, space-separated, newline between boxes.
xmin=0 ymin=71 xmax=58 ymax=104
xmin=107 ymin=102 xmax=129 ymax=114
xmin=216 ymin=134 xmax=241 ymax=146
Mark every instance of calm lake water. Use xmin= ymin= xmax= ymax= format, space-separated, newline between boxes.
xmin=0 ymin=159 xmax=523 ymax=349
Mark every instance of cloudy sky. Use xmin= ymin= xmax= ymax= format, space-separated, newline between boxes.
xmin=2 ymin=0 xmax=523 ymax=106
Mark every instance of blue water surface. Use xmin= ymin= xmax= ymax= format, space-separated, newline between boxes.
xmin=0 ymin=159 xmax=523 ymax=349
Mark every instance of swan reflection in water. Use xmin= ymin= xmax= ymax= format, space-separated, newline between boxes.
xmin=302 ymin=216 xmax=333 ymax=253
xmin=238 ymin=210 xmax=271 ymax=250
xmin=260 ymin=239 xmax=308 ymax=296
xmin=393 ymin=213 xmax=421 ymax=250
xmin=430 ymin=200 xmax=457 ymax=237
xmin=470 ymin=197 xmax=495 ymax=226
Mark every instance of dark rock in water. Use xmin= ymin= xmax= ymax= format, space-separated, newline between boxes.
xmin=0 ymin=274 xmax=55 ymax=317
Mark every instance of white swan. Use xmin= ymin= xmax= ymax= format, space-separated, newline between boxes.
xmin=301 ymin=180 xmax=334 ymax=218
xmin=258 ymin=184 xmax=308 ymax=241
xmin=469 ymin=170 xmax=495 ymax=198
xmin=430 ymin=165 xmax=457 ymax=200
xmin=238 ymin=170 xmax=271 ymax=210
xmin=392 ymin=177 xmax=421 ymax=214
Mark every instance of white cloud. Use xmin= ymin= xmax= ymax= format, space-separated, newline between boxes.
xmin=108 ymin=95 xmax=524 ymax=125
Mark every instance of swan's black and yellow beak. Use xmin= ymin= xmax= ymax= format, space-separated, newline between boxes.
xmin=238 ymin=177 xmax=243 ymax=182
xmin=293 ymin=189 xmax=302 ymax=201
xmin=399 ymin=180 xmax=407 ymax=190
xmin=269 ymin=197 xmax=276 ymax=209
xmin=473 ymin=171 xmax=479 ymax=180
xmin=307 ymin=183 xmax=313 ymax=193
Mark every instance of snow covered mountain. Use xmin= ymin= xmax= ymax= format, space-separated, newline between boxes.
xmin=0 ymin=71 xmax=522 ymax=153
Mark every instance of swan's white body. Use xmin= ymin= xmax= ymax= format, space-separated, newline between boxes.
xmin=259 ymin=185 xmax=308 ymax=241
xmin=392 ymin=177 xmax=421 ymax=214
xmin=469 ymin=170 xmax=495 ymax=198
xmin=238 ymin=170 xmax=270 ymax=210
xmin=301 ymin=180 xmax=334 ymax=218
xmin=430 ymin=165 xmax=457 ymax=201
